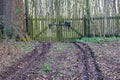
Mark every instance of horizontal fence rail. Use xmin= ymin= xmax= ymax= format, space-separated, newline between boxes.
xmin=28 ymin=16 xmax=120 ymax=21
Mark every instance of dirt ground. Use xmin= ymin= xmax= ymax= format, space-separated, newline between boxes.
xmin=0 ymin=40 xmax=120 ymax=80
xmin=89 ymin=40 xmax=120 ymax=80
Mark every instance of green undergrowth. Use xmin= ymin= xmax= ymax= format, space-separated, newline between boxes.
xmin=4 ymin=39 xmax=35 ymax=53
xmin=15 ymin=41 xmax=34 ymax=53
xmin=75 ymin=36 xmax=120 ymax=43
xmin=43 ymin=63 xmax=52 ymax=73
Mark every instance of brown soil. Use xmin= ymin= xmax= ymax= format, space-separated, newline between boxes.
xmin=0 ymin=41 xmax=23 ymax=72
xmin=89 ymin=40 xmax=120 ymax=80
xmin=0 ymin=41 xmax=120 ymax=80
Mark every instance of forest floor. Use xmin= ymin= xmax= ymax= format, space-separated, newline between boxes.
xmin=0 ymin=40 xmax=120 ymax=80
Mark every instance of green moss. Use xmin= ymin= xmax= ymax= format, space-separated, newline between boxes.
xmin=15 ymin=8 xmax=20 ymax=14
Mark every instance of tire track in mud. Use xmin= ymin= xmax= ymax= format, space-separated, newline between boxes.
xmin=74 ymin=42 xmax=104 ymax=80
xmin=0 ymin=42 xmax=106 ymax=80
xmin=0 ymin=42 xmax=51 ymax=80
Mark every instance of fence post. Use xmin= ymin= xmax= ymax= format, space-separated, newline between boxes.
xmin=25 ymin=0 xmax=29 ymax=34
xmin=56 ymin=0 xmax=62 ymax=41
xmin=84 ymin=0 xmax=90 ymax=37
xmin=84 ymin=17 xmax=87 ymax=36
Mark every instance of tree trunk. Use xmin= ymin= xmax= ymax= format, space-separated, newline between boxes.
xmin=2 ymin=0 xmax=28 ymax=41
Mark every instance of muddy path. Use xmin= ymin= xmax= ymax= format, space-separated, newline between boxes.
xmin=0 ymin=42 xmax=108 ymax=80
xmin=0 ymin=42 xmax=51 ymax=80
xmin=74 ymin=42 xmax=103 ymax=80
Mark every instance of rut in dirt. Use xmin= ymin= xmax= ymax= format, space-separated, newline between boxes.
xmin=0 ymin=42 xmax=51 ymax=80
xmin=0 ymin=42 xmax=106 ymax=80
xmin=74 ymin=42 xmax=104 ymax=80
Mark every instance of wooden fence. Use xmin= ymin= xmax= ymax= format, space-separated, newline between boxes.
xmin=24 ymin=0 xmax=120 ymax=42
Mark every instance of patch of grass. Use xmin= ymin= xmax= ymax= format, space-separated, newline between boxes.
xmin=54 ymin=44 xmax=68 ymax=51
xmin=43 ymin=63 xmax=52 ymax=73
xmin=15 ymin=42 xmax=34 ymax=53
xmin=75 ymin=36 xmax=120 ymax=43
